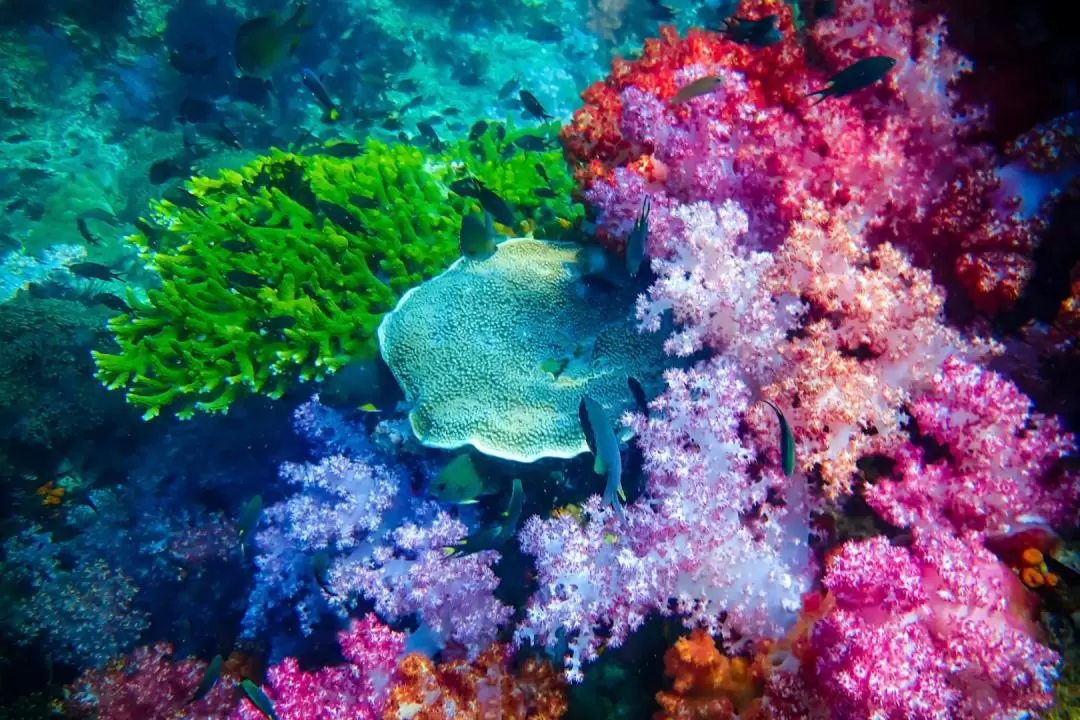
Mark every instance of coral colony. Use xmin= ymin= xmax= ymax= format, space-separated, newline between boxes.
xmin=8 ymin=0 xmax=1077 ymax=718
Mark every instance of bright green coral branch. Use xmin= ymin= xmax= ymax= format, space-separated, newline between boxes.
xmin=93 ymin=132 xmax=583 ymax=420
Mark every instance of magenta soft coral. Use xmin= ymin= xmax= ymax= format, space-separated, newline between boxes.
xmin=64 ymin=643 xmax=237 ymax=720
xmin=765 ymin=529 xmax=1060 ymax=719
xmin=865 ymin=355 xmax=1079 ymax=535
xmin=230 ymin=614 xmax=404 ymax=720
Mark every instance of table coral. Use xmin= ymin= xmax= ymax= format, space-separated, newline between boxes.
xmin=377 ymin=238 xmax=668 ymax=462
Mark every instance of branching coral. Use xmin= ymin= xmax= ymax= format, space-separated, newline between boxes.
xmin=89 ymin=131 xmax=579 ymax=422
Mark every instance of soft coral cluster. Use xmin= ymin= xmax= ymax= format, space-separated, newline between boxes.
xmin=865 ymin=354 xmax=1079 ymax=535
xmin=567 ymin=0 xmax=1073 ymax=315
xmin=245 ymin=399 xmax=511 ymax=658
xmin=764 ymin=530 xmax=1060 ymax=719
xmin=516 ymin=358 xmax=815 ymax=682
xmin=230 ymin=614 xmax=404 ymax=720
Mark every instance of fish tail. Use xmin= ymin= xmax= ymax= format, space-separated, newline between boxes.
xmin=807 ymin=89 xmax=830 ymax=106
xmin=323 ymin=107 xmax=340 ymax=122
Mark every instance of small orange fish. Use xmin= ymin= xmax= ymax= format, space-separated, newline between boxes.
xmin=37 ymin=481 xmax=64 ymax=505
xmin=671 ymin=76 xmax=722 ymax=104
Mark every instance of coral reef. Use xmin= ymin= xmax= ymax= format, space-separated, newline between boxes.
xmin=654 ymin=628 xmax=765 ymax=719
xmin=378 ymin=238 xmax=667 ymax=462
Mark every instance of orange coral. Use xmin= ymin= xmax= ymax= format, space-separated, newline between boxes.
xmin=654 ymin=629 xmax=765 ymax=720
xmin=383 ymin=644 xmax=567 ymax=720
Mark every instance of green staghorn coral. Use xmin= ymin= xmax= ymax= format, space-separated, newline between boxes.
xmin=92 ymin=134 xmax=582 ymax=420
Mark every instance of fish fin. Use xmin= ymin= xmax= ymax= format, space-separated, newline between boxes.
xmin=442 ymin=546 xmax=458 ymax=557
xmin=617 ymin=485 xmax=627 ymax=502
xmin=458 ymin=499 xmax=479 ymax=505
xmin=593 ymin=453 xmax=606 ymax=475
xmin=808 ymin=89 xmax=830 ymax=106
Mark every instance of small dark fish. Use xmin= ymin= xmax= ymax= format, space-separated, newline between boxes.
xmin=79 ymin=208 xmax=120 ymax=225
xmin=723 ymin=15 xmax=782 ymax=47
xmin=179 ymin=96 xmax=215 ymax=124
xmin=626 ymin=196 xmax=650 ymax=277
xmin=397 ymin=131 xmax=410 ymax=144
xmin=319 ymin=141 xmax=364 ymax=158
xmin=221 ymin=239 xmax=255 ymax=252
xmin=234 ymin=4 xmax=313 ymax=76
xmin=534 ymin=188 xmax=557 ymax=199
xmin=442 ymin=107 xmax=461 ymax=116
xmin=494 ymin=124 xmax=507 ymax=142
xmin=444 ymin=478 xmax=524 ymax=558
xmin=519 ymin=90 xmax=553 ymax=120
xmin=535 ymin=163 xmax=550 ymax=183
xmin=475 ymin=186 xmax=516 ymax=228
xmin=317 ymin=201 xmax=368 ymax=234
xmin=300 ymin=67 xmax=340 ymax=121
xmin=416 ymin=121 xmax=443 ymax=151
xmin=24 ymin=202 xmax=45 ymax=221
xmin=319 ymin=356 xmax=403 ymax=412
xmin=76 ymin=217 xmax=101 ymax=246
xmin=4 ymin=132 xmax=30 ymax=143
xmin=134 ymin=218 xmax=165 ymax=248
xmin=237 ymin=496 xmax=263 ymax=551
xmin=0 ymin=101 xmax=34 ymax=119
xmin=513 ymin=135 xmax=549 ymax=152
xmin=149 ymin=158 xmax=188 ymax=185
xmin=449 ymin=177 xmax=483 ymax=199
xmin=402 ymin=95 xmax=425 ymax=111
xmin=349 ymin=193 xmax=379 ymax=210
xmin=808 ymin=56 xmax=896 ymax=105
xmin=69 ymin=262 xmax=124 ymax=282
xmin=759 ymin=399 xmax=795 ymax=476
xmin=163 ymin=187 xmax=202 ymax=212
xmin=92 ymin=293 xmax=130 ymax=312
xmin=396 ymin=78 xmax=420 ymax=93
xmin=262 ymin=315 xmax=296 ymax=333
xmin=645 ymin=0 xmax=676 ymax=21
xmin=6 ymin=198 xmax=27 ymax=213
xmin=228 ymin=270 xmax=264 ymax=288
xmin=497 ymin=77 xmax=520 ymax=100
xmin=212 ymin=123 xmax=243 ymax=149
xmin=381 ymin=114 xmax=404 ymax=130
xmin=169 ymin=42 xmax=219 ymax=76
xmin=579 ymin=396 xmax=625 ymax=519
xmin=460 ymin=210 xmax=497 ymax=261
xmin=188 ymin=655 xmax=224 ymax=705
xmin=17 ymin=167 xmax=51 ymax=183
xmin=312 ymin=550 xmax=338 ymax=596
xmin=234 ymin=75 xmax=273 ymax=107
xmin=671 ymin=76 xmax=722 ymax=104
xmin=239 ymin=679 xmax=279 ymax=720
xmin=627 ymin=376 xmax=649 ymax=415
xmin=425 ymin=114 xmax=444 ymax=125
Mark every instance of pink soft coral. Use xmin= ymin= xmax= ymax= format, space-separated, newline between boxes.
xmin=865 ymin=355 xmax=1079 ymax=534
xmin=230 ymin=614 xmax=404 ymax=720
xmin=765 ymin=529 xmax=1060 ymax=720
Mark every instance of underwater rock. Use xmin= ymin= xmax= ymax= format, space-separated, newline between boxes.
xmin=377 ymin=238 xmax=668 ymax=463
